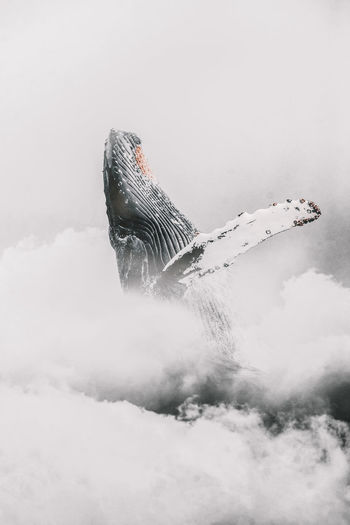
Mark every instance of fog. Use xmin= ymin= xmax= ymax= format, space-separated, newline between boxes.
xmin=0 ymin=228 xmax=350 ymax=523
xmin=1 ymin=1 xmax=350 ymax=523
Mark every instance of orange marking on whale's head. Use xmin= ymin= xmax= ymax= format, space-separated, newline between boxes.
xmin=135 ymin=145 xmax=154 ymax=180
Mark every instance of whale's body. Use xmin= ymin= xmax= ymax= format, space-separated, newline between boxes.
xmin=103 ymin=129 xmax=321 ymax=356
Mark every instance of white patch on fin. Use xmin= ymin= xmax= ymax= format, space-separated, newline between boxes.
xmin=163 ymin=199 xmax=321 ymax=286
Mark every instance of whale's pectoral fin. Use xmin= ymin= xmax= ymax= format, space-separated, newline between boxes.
xmin=155 ymin=199 xmax=321 ymax=291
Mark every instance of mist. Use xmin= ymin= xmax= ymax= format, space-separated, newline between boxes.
xmin=0 ymin=228 xmax=350 ymax=523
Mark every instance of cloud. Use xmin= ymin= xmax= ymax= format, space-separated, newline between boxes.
xmin=1 ymin=386 xmax=349 ymax=525
xmin=1 ymin=228 xmax=350 ymax=523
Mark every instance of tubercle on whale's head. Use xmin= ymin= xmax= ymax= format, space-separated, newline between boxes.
xmin=104 ymin=129 xmax=155 ymax=182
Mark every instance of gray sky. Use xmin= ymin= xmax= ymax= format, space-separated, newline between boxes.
xmin=1 ymin=0 xmax=349 ymax=279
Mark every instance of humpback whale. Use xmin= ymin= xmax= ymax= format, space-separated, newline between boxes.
xmin=103 ymin=129 xmax=321 ymax=356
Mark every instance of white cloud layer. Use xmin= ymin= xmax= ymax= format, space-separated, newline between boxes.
xmin=1 ymin=228 xmax=350 ymax=524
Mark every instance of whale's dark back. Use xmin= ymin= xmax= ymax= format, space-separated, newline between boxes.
xmin=103 ymin=130 xmax=197 ymax=291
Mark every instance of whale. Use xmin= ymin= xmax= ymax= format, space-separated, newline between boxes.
xmin=103 ymin=129 xmax=321 ymax=356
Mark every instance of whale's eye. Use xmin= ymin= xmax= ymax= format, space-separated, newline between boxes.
xmin=135 ymin=145 xmax=153 ymax=180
